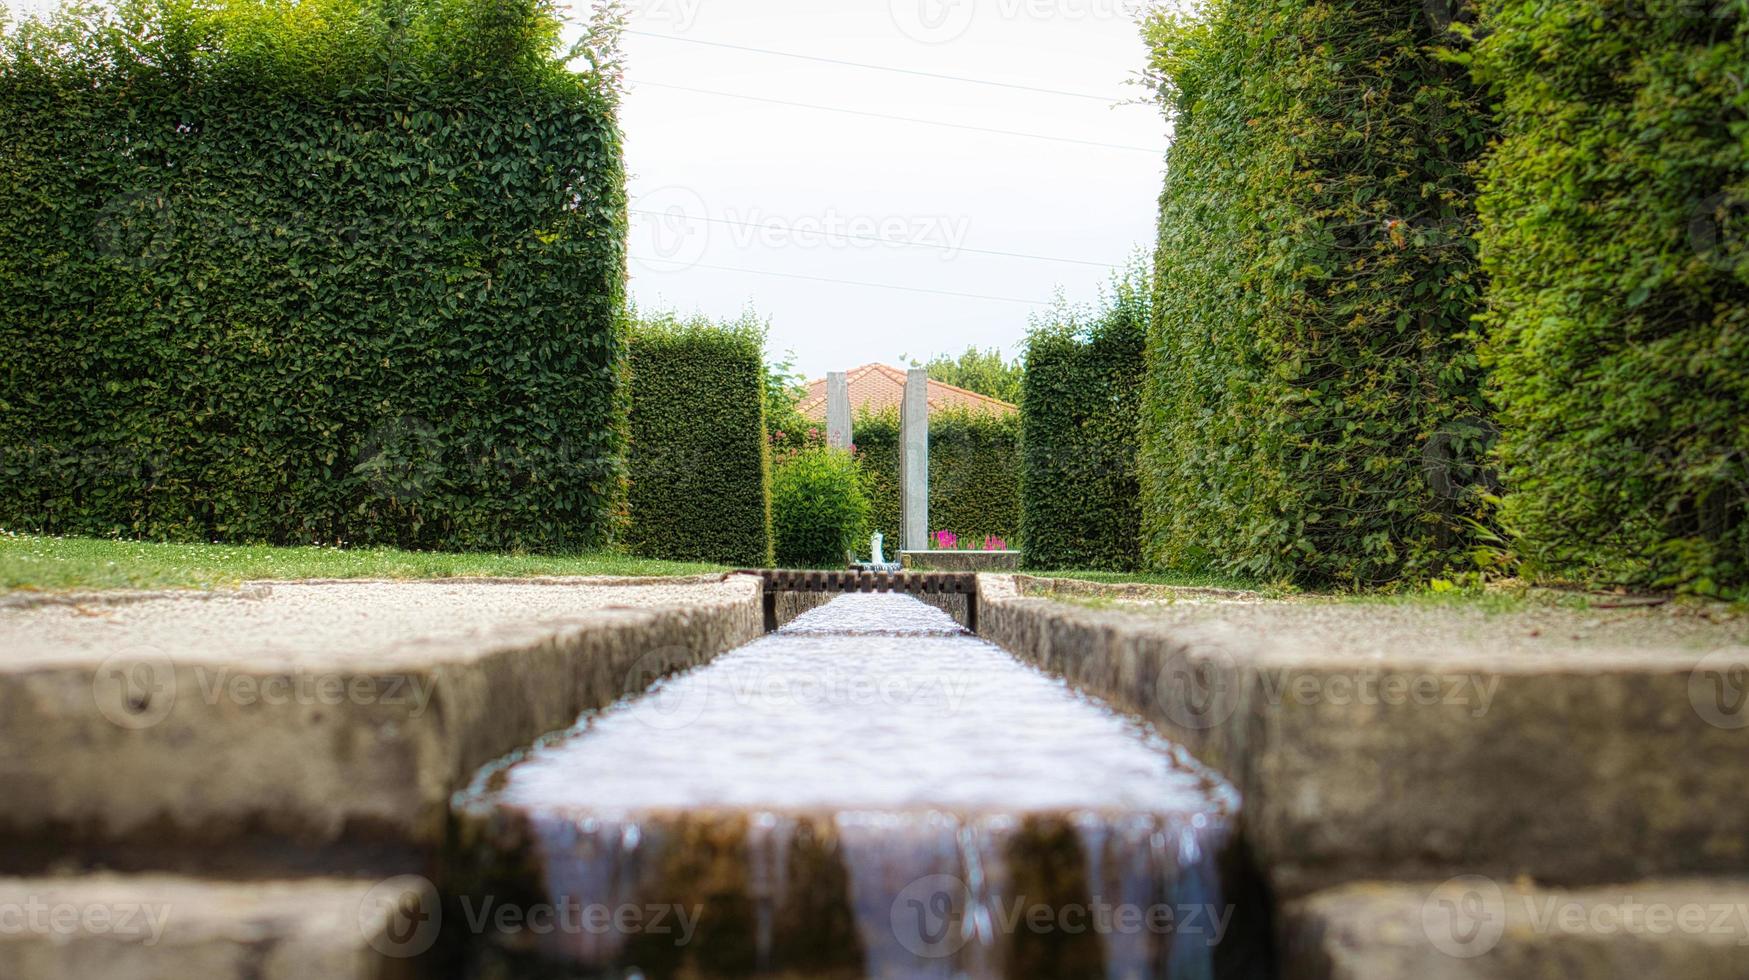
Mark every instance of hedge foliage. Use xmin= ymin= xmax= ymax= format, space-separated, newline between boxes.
xmin=1473 ymin=0 xmax=1749 ymax=595
xmin=772 ymin=447 xmax=868 ymax=568
xmin=1021 ymin=274 xmax=1148 ymax=571
xmin=0 ymin=0 xmax=627 ymax=552
xmin=625 ymin=313 xmax=773 ymax=567
xmin=1141 ymin=0 xmax=1494 ymax=586
xmin=854 ymin=410 xmax=904 ymax=552
xmin=853 ymin=407 xmax=1021 ymax=553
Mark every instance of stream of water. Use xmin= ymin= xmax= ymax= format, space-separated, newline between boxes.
xmin=455 ymin=594 xmax=1242 ymax=979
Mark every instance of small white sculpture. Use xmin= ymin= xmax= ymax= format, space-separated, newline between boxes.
xmin=870 ymin=531 xmax=886 ymax=566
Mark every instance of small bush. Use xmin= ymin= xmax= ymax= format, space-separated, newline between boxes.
xmin=625 ymin=312 xmax=773 ymax=567
xmin=1021 ymin=268 xmax=1147 ymax=572
xmin=772 ymin=447 xmax=869 ymax=568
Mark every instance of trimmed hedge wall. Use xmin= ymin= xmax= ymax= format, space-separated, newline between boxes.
xmin=855 ymin=409 xmax=904 ymax=552
xmin=927 ymin=408 xmax=1022 ymax=544
xmin=853 ymin=407 xmax=1020 ymax=553
xmin=625 ymin=315 xmax=773 ymax=567
xmin=1474 ymin=0 xmax=1749 ymax=596
xmin=1020 ymin=284 xmax=1147 ymax=572
xmin=1141 ymin=0 xmax=1494 ymax=586
xmin=0 ymin=0 xmax=627 ymax=551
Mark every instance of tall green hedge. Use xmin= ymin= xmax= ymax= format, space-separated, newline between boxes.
xmin=1020 ymin=278 xmax=1147 ymax=571
xmin=853 ymin=407 xmax=1020 ymax=553
xmin=1474 ymin=0 xmax=1749 ymax=596
xmin=854 ymin=409 xmax=904 ymax=551
xmin=1141 ymin=0 xmax=1494 ymax=586
xmin=625 ymin=314 xmax=773 ymax=566
xmin=0 ymin=0 xmax=627 ymax=551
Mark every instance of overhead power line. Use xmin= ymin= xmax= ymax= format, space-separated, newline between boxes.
xmin=628 ymin=208 xmax=1114 ymax=268
xmin=634 ymin=82 xmax=1162 ymax=155
xmin=631 ymin=255 xmax=1053 ymax=306
xmin=627 ymin=30 xmax=1123 ymax=104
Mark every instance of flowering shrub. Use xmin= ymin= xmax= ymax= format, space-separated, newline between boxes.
xmin=930 ymin=531 xmax=1009 ymax=551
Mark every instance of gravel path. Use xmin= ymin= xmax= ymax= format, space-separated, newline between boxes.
xmin=0 ymin=576 xmax=750 ymax=669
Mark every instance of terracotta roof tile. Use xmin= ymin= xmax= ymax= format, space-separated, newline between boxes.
xmin=796 ymin=364 xmax=1017 ymax=420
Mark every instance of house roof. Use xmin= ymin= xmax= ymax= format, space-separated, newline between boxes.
xmin=796 ymin=364 xmax=1017 ymax=421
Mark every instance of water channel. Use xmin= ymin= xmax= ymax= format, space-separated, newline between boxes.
xmin=454 ymin=593 xmax=1249 ymax=979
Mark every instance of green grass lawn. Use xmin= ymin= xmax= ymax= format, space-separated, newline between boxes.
xmin=1022 ymin=568 xmax=1267 ymax=592
xmin=0 ymin=532 xmax=723 ymax=592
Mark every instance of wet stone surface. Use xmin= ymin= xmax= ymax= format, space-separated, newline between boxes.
xmin=454 ymin=594 xmax=1242 ymax=979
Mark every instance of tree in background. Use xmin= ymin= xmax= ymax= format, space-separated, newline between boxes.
xmin=908 ymin=347 xmax=1024 ymax=405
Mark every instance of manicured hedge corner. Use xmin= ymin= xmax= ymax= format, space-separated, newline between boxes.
xmin=1141 ymin=0 xmax=1494 ymax=587
xmin=1020 ymin=279 xmax=1146 ymax=572
xmin=1474 ymin=0 xmax=1749 ymax=597
xmin=0 ymin=0 xmax=628 ymax=552
xmin=626 ymin=315 xmax=774 ymax=567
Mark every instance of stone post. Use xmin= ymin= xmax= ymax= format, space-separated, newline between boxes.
xmin=826 ymin=372 xmax=852 ymax=450
xmin=901 ymin=368 xmax=929 ymax=552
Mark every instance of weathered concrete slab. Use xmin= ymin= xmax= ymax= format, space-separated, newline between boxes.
xmin=1281 ymin=878 xmax=1749 ymax=979
xmin=0 ymin=873 xmax=428 ymax=980
xmin=901 ymin=549 xmax=1021 ymax=572
xmin=0 ymin=577 xmax=761 ymax=860
xmin=977 ymin=575 xmax=1749 ymax=895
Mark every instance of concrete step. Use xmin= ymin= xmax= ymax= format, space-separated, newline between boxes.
xmin=0 ymin=577 xmax=761 ymax=863
xmin=977 ymin=575 xmax=1749 ymax=896
xmin=1281 ymin=878 xmax=1749 ymax=979
xmin=0 ymin=873 xmax=432 ymax=980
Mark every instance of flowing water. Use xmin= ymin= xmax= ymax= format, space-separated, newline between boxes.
xmin=454 ymin=594 xmax=1243 ymax=979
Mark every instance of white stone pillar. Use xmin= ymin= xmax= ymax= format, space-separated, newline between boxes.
xmin=826 ymin=371 xmax=852 ymax=450
xmin=901 ymin=368 xmax=930 ymax=552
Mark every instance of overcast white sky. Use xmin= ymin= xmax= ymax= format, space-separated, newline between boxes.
xmin=598 ymin=0 xmax=1164 ymax=378
xmin=8 ymin=0 xmax=1168 ymax=380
